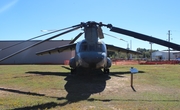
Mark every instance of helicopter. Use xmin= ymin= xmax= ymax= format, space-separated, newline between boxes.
xmin=1 ymin=21 xmax=180 ymax=74
xmin=36 ymin=21 xmax=141 ymax=74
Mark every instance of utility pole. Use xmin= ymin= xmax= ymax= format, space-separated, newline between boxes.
xmin=126 ymin=41 xmax=129 ymax=60
xmin=149 ymin=42 xmax=153 ymax=61
xmin=130 ymin=40 xmax=132 ymax=60
xmin=168 ymin=30 xmax=171 ymax=61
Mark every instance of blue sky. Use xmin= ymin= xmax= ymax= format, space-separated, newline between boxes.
xmin=0 ymin=0 xmax=180 ymax=51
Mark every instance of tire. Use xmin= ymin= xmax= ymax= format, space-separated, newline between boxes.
xmin=104 ymin=68 xmax=109 ymax=74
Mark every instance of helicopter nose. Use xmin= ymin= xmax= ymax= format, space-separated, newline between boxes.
xmin=80 ymin=52 xmax=104 ymax=67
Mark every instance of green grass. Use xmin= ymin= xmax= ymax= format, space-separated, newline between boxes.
xmin=0 ymin=64 xmax=180 ymax=110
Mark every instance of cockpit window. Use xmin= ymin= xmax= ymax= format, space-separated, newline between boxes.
xmin=80 ymin=44 xmax=88 ymax=51
xmin=89 ymin=45 xmax=95 ymax=51
xmin=79 ymin=42 xmax=105 ymax=52
xmin=79 ymin=42 xmax=88 ymax=52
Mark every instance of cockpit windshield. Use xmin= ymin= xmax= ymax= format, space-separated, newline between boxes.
xmin=79 ymin=42 xmax=105 ymax=52
xmin=80 ymin=44 xmax=88 ymax=51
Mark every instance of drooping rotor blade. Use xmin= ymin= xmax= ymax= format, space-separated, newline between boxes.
xmin=106 ymin=44 xmax=141 ymax=55
xmin=110 ymin=26 xmax=180 ymax=51
xmin=36 ymin=43 xmax=76 ymax=55
xmin=0 ymin=24 xmax=81 ymax=51
xmin=69 ymin=32 xmax=84 ymax=44
xmin=104 ymin=33 xmax=127 ymax=42
xmin=0 ymin=26 xmax=80 ymax=62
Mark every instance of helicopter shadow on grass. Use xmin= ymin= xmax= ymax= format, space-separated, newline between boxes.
xmin=63 ymin=69 xmax=111 ymax=103
xmin=12 ymin=66 xmax=144 ymax=109
xmin=25 ymin=66 xmax=72 ymax=77
xmin=24 ymin=66 xmax=111 ymax=106
xmin=27 ymin=68 xmax=111 ymax=102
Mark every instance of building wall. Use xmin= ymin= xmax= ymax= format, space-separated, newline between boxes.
xmin=0 ymin=40 xmax=75 ymax=64
xmin=151 ymin=51 xmax=180 ymax=61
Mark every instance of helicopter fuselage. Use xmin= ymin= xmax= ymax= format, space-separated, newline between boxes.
xmin=69 ymin=22 xmax=111 ymax=73
xmin=69 ymin=39 xmax=111 ymax=69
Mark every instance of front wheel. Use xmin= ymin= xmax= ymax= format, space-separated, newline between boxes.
xmin=104 ymin=68 xmax=109 ymax=74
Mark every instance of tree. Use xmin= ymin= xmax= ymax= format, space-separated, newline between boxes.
xmin=136 ymin=48 xmax=158 ymax=60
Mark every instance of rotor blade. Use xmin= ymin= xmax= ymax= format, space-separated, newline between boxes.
xmin=0 ymin=24 xmax=80 ymax=51
xmin=110 ymin=26 xmax=180 ymax=51
xmin=69 ymin=32 xmax=84 ymax=44
xmin=0 ymin=26 xmax=80 ymax=62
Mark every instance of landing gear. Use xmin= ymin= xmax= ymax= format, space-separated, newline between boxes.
xmin=103 ymin=68 xmax=109 ymax=74
xmin=71 ymin=68 xmax=76 ymax=74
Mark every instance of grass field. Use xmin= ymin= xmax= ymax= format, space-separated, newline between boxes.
xmin=0 ymin=64 xmax=180 ymax=110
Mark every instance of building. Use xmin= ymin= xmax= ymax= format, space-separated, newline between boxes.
xmin=151 ymin=50 xmax=180 ymax=61
xmin=0 ymin=40 xmax=74 ymax=64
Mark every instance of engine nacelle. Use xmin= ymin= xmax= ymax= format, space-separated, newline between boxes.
xmin=69 ymin=57 xmax=76 ymax=68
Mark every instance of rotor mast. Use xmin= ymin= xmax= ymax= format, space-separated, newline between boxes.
xmin=84 ymin=22 xmax=99 ymax=45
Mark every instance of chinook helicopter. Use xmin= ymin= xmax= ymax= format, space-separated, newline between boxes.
xmin=36 ymin=22 xmax=141 ymax=74
xmin=1 ymin=21 xmax=180 ymax=74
